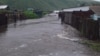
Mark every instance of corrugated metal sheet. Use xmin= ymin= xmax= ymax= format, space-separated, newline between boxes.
xmin=63 ymin=6 xmax=90 ymax=12
xmin=63 ymin=6 xmax=100 ymax=16
xmin=90 ymin=6 xmax=100 ymax=16
xmin=0 ymin=5 xmax=8 ymax=10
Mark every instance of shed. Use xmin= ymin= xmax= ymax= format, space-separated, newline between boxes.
xmin=60 ymin=6 xmax=100 ymax=40
xmin=0 ymin=5 xmax=9 ymax=26
xmin=63 ymin=6 xmax=100 ymax=21
xmin=0 ymin=5 xmax=8 ymax=10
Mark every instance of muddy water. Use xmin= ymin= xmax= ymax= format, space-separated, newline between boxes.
xmin=0 ymin=15 xmax=99 ymax=56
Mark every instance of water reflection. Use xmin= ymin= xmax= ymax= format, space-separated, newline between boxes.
xmin=0 ymin=25 xmax=7 ymax=37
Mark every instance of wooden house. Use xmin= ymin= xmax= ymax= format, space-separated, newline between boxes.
xmin=0 ymin=5 xmax=9 ymax=26
xmin=60 ymin=6 xmax=100 ymax=40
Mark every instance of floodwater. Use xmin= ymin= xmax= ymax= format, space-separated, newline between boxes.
xmin=0 ymin=14 xmax=99 ymax=56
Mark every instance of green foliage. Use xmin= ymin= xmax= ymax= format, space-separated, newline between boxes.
xmin=0 ymin=0 xmax=100 ymax=11
xmin=23 ymin=10 xmax=38 ymax=19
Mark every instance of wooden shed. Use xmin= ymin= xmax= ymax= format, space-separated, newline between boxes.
xmin=60 ymin=6 xmax=100 ymax=40
xmin=0 ymin=5 xmax=9 ymax=26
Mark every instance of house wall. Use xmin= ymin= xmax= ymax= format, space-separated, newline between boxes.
xmin=64 ymin=12 xmax=72 ymax=24
xmin=0 ymin=13 xmax=8 ymax=26
xmin=62 ymin=10 xmax=100 ymax=40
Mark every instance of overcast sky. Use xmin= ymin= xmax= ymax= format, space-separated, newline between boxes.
xmin=93 ymin=0 xmax=100 ymax=2
xmin=79 ymin=0 xmax=100 ymax=2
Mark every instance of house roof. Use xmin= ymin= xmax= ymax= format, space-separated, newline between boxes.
xmin=90 ymin=6 xmax=100 ymax=16
xmin=63 ymin=6 xmax=100 ymax=16
xmin=0 ymin=5 xmax=8 ymax=10
xmin=63 ymin=6 xmax=90 ymax=12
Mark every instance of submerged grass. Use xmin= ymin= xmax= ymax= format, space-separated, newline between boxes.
xmin=82 ymin=40 xmax=100 ymax=52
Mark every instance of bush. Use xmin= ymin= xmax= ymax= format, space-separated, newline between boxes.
xmin=23 ymin=10 xmax=38 ymax=19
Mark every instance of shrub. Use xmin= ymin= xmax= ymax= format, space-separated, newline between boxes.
xmin=23 ymin=10 xmax=38 ymax=19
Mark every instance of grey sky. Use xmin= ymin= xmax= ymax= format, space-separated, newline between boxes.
xmin=94 ymin=0 xmax=100 ymax=1
xmin=80 ymin=0 xmax=100 ymax=2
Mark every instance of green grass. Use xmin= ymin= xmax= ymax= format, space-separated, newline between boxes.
xmin=23 ymin=10 xmax=49 ymax=19
xmin=82 ymin=40 xmax=100 ymax=52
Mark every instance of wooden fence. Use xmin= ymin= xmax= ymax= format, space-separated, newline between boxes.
xmin=59 ymin=11 xmax=100 ymax=40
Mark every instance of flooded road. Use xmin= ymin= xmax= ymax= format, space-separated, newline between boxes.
xmin=0 ymin=14 xmax=99 ymax=56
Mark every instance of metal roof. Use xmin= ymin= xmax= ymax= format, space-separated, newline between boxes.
xmin=63 ymin=6 xmax=90 ymax=12
xmin=0 ymin=5 xmax=8 ymax=10
xmin=63 ymin=6 xmax=100 ymax=16
xmin=90 ymin=6 xmax=100 ymax=16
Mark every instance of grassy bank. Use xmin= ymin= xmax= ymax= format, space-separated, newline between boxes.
xmin=82 ymin=40 xmax=100 ymax=52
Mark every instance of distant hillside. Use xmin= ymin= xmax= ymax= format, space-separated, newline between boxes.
xmin=0 ymin=0 xmax=100 ymax=11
